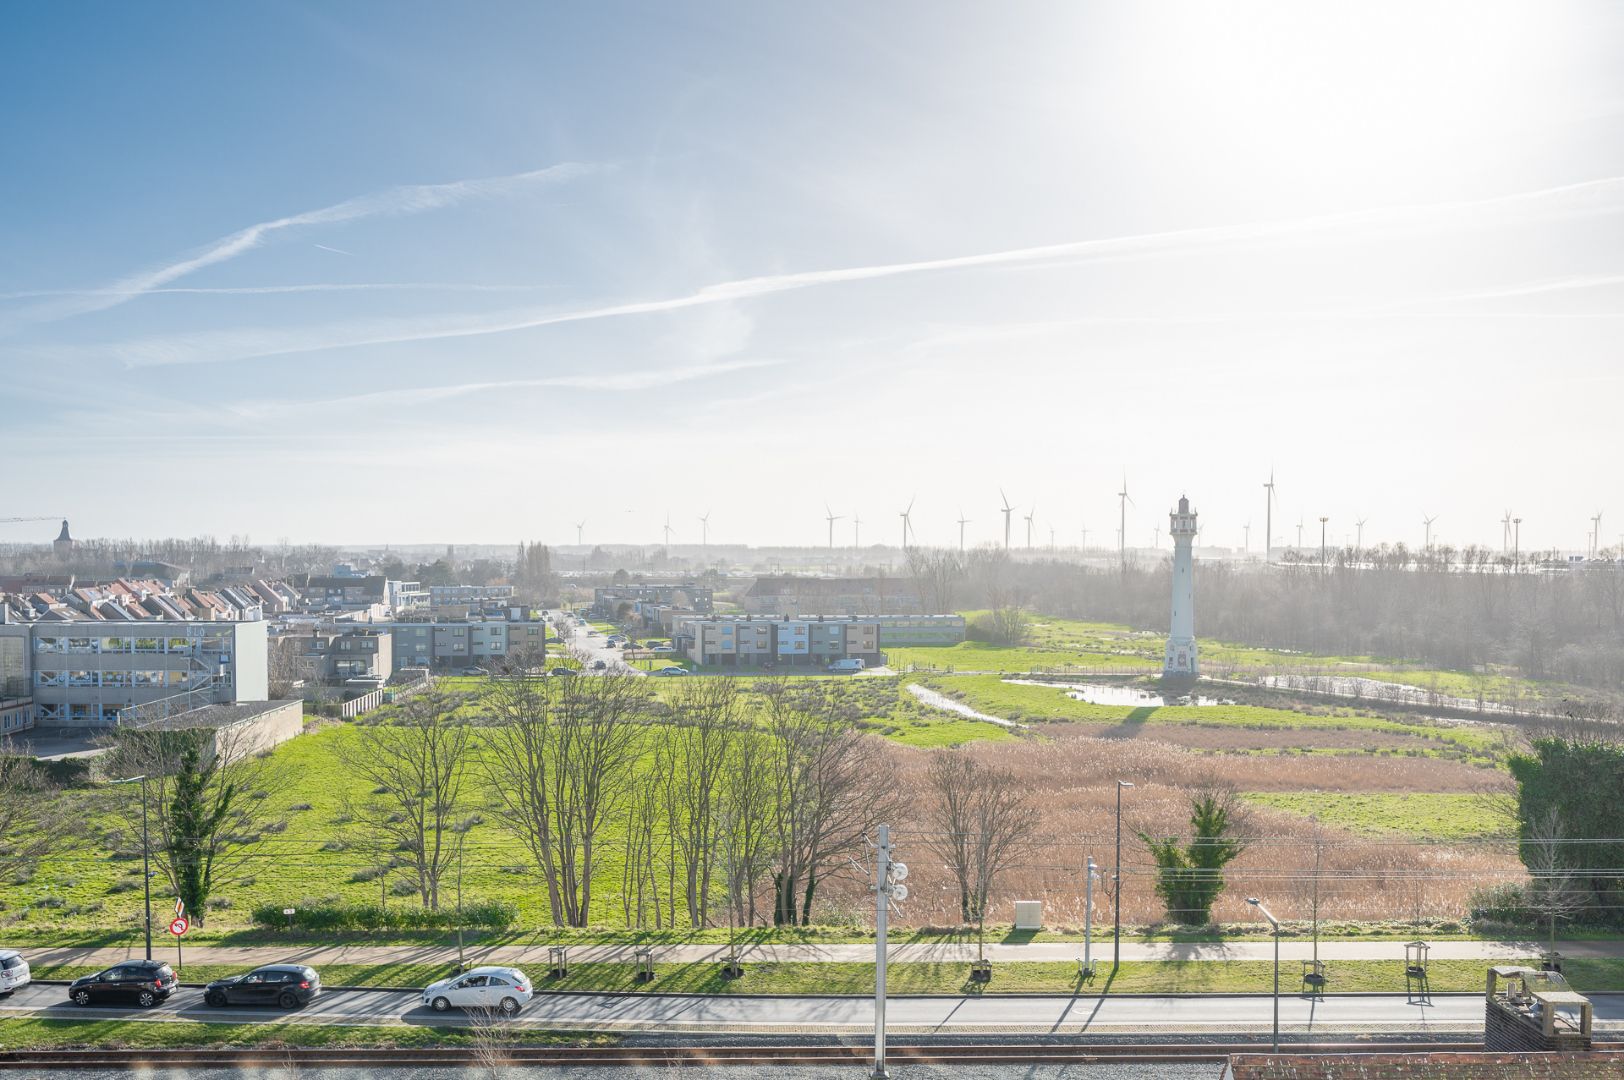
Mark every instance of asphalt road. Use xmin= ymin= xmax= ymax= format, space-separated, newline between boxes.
xmin=554 ymin=613 xmax=642 ymax=675
xmin=42 ymin=1067 xmax=1223 ymax=1080
xmin=5 ymin=983 xmax=1622 ymax=1036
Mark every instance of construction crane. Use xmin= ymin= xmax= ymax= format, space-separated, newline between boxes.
xmin=0 ymin=517 xmax=60 ymax=525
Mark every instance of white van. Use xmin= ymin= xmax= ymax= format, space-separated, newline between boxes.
xmin=0 ymin=951 xmax=30 ymax=994
xmin=827 ymin=658 xmax=866 ymax=674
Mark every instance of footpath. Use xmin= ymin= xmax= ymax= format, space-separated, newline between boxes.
xmin=30 ymin=937 xmax=1624 ymax=970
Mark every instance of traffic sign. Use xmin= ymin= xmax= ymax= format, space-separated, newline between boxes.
xmin=168 ymin=916 xmax=189 ymax=937
xmin=174 ymin=899 xmax=185 ymax=918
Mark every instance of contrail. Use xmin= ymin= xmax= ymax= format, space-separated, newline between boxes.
xmin=0 ymin=282 xmax=556 ymax=300
xmin=312 ymin=244 xmax=355 ymax=257
xmin=0 ymin=161 xmax=599 ymax=333
xmin=83 ymin=173 xmax=1624 ymax=367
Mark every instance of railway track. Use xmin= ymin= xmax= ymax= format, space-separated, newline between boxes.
xmin=8 ymin=1039 xmax=1620 ymax=1069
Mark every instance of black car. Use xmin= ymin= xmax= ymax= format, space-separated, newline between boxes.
xmin=203 ymin=964 xmax=321 ymax=1009
xmin=68 ymin=960 xmax=177 ymax=1008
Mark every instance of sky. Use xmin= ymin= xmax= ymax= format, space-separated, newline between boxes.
xmin=3 ymin=1 xmax=1622 ymax=553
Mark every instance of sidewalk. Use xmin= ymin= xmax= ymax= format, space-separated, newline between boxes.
xmin=30 ymin=937 xmax=1624 ymax=970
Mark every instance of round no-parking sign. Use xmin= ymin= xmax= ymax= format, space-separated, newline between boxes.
xmin=168 ymin=916 xmax=189 ymax=936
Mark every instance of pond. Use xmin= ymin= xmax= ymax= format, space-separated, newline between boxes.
xmin=1003 ymin=679 xmax=1234 ymax=707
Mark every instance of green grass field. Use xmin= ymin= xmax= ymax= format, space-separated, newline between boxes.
xmin=1244 ymin=792 xmax=1514 ymax=840
xmin=0 ymin=1018 xmax=609 ymax=1050
xmin=924 ymin=674 xmax=1504 ymax=760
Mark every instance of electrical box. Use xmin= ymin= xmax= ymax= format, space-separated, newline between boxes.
xmin=1014 ymin=901 xmax=1042 ymax=930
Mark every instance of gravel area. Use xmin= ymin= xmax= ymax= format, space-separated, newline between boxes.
xmin=51 ymin=1068 xmax=1225 ymax=1080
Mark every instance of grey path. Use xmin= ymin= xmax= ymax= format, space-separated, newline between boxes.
xmin=4 ymin=983 xmax=1622 ymax=1035
xmin=28 ymin=937 xmax=1624 ymax=971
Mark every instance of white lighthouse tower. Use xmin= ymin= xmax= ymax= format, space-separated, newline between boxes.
xmin=1165 ymin=495 xmax=1199 ymax=676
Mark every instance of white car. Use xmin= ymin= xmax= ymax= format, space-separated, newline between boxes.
xmin=0 ymin=951 xmax=30 ymax=995
xmin=423 ymin=966 xmax=532 ymax=1015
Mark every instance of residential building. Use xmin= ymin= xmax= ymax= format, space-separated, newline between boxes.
xmin=272 ymin=626 xmax=394 ymax=683
xmin=383 ymin=617 xmax=544 ymax=673
xmin=428 ymin=584 xmax=516 ymax=618
xmin=0 ymin=620 xmax=268 ymax=731
xmin=741 ymin=576 xmax=924 ymax=616
xmin=592 ymin=583 xmax=713 ymax=619
xmin=672 ymin=613 xmax=963 ymax=667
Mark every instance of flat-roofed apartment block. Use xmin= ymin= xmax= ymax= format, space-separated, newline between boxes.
xmin=674 ymin=615 xmax=886 ymax=667
xmin=383 ymin=619 xmax=539 ymax=672
xmin=0 ymin=621 xmax=268 ymax=731
xmin=875 ymin=615 xmax=967 ymax=647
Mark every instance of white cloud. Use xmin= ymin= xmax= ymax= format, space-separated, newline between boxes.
xmin=0 ymin=162 xmax=600 ymax=333
xmin=90 ymin=173 xmax=1624 ymax=368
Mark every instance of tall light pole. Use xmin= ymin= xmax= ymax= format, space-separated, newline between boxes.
xmin=1513 ymin=517 xmax=1523 ymax=570
xmin=1247 ymin=897 xmax=1281 ymax=1052
xmin=110 ymin=775 xmax=153 ymax=961
xmin=1319 ymin=516 xmax=1329 ymax=570
xmin=871 ymin=825 xmax=906 ymax=1080
xmin=1113 ymin=780 xmax=1134 ymax=970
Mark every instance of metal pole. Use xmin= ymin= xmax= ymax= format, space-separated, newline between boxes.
xmin=1273 ymin=921 xmax=1280 ymax=1052
xmin=872 ymin=824 xmax=890 ymax=1080
xmin=141 ymin=777 xmax=152 ymax=961
xmin=1114 ymin=781 xmax=1132 ymax=970
xmin=1084 ymin=856 xmax=1095 ymax=976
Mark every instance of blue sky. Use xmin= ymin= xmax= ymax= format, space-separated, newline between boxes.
xmin=4 ymin=2 xmax=1623 ymax=552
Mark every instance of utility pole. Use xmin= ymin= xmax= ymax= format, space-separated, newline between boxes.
xmin=1113 ymin=780 xmax=1134 ymax=970
xmin=1082 ymin=856 xmax=1098 ymax=979
xmin=870 ymin=825 xmax=907 ymax=1080
xmin=110 ymin=776 xmax=153 ymax=961
xmin=1319 ymin=516 xmax=1329 ymax=570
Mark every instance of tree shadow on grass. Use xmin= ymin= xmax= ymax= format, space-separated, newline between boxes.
xmin=1098 ymin=706 xmax=1158 ymax=740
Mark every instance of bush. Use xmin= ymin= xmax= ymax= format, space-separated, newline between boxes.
xmin=1469 ymin=882 xmax=1531 ymax=925
xmin=250 ymin=900 xmax=519 ymax=933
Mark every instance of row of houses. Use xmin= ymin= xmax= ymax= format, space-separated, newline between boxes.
xmin=671 ymin=614 xmax=964 ymax=667
xmin=0 ymin=576 xmax=294 ymax=624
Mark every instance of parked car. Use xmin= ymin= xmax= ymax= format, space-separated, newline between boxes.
xmin=464 ymin=667 xmax=490 ymax=676
xmin=653 ymin=666 xmax=690 ymax=676
xmin=68 ymin=960 xmax=177 ymax=1008
xmin=0 ymin=951 xmax=29 ymax=995
xmin=591 ymin=660 xmax=607 ymax=671
xmin=203 ymin=965 xmax=321 ymax=1009
xmin=423 ymin=966 xmax=532 ymax=1015
xmin=651 ymin=645 xmax=675 ymax=654
xmin=826 ymin=658 xmax=867 ymax=674
xmin=548 ymin=667 xmax=577 ymax=677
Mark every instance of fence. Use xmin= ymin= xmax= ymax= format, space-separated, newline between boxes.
xmin=339 ymin=673 xmax=434 ymax=719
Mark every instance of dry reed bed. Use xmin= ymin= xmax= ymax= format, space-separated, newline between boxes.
xmin=820 ymin=732 xmax=1520 ymax=928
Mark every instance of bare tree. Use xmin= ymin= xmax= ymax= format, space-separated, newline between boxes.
xmin=663 ymin=679 xmax=741 ymax=927
xmin=906 ymin=547 xmax=965 ymax=615
xmin=720 ymin=727 xmax=777 ymax=927
xmin=762 ymin=681 xmax=901 ymax=926
xmin=482 ymin=673 xmax=651 ymax=926
xmin=0 ymin=746 xmax=70 ymax=884
xmin=343 ymin=691 xmax=470 ymax=909
xmin=922 ymin=751 xmax=1034 ymax=958
xmin=98 ymin=722 xmax=289 ymax=926
xmin=1524 ymin=806 xmax=1586 ymax=955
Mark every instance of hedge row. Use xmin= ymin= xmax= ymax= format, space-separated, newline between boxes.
xmin=251 ymin=900 xmax=519 ymax=932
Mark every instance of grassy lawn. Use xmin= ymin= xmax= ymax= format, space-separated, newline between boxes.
xmin=0 ymin=1018 xmax=610 ymax=1050
xmin=926 ymin=675 xmax=1504 ymax=760
xmin=1244 ymin=792 xmax=1514 ymax=840
xmin=35 ymin=963 xmax=460 ymax=987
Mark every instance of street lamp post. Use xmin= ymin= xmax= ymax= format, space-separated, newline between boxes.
xmin=1247 ymin=897 xmax=1281 ymax=1052
xmin=110 ymin=775 xmax=153 ymax=961
xmin=1113 ymin=780 xmax=1135 ymax=970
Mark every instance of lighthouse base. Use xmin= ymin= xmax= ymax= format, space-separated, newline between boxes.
xmin=1164 ymin=638 xmax=1199 ymax=677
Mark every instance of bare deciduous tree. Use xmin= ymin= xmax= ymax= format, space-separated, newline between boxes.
xmin=1524 ymin=806 xmax=1586 ymax=955
xmin=923 ymin=751 xmax=1034 ymax=957
xmin=482 ymin=672 xmax=651 ymax=926
xmin=905 ymin=547 xmax=965 ymax=615
xmin=762 ymin=681 xmax=900 ymax=926
xmin=663 ymin=678 xmax=741 ymax=927
xmin=343 ymin=691 xmax=470 ymax=909
xmin=0 ymin=745 xmax=70 ymax=884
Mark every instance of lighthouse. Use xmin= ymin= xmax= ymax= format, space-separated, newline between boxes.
xmin=1165 ymin=495 xmax=1198 ymax=676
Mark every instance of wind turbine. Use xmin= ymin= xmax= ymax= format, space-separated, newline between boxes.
xmin=1501 ymin=510 xmax=1512 ymax=554
xmin=956 ymin=509 xmax=970 ymax=553
xmin=1295 ymin=518 xmax=1304 ymax=550
xmin=698 ymin=511 xmax=711 ymax=552
xmin=1513 ymin=516 xmax=1523 ymax=567
xmin=1243 ymin=521 xmax=1251 ymax=553
xmin=1423 ymin=514 xmax=1437 ymax=550
xmin=1048 ymin=525 xmax=1055 ymax=551
xmin=1023 ymin=503 xmax=1037 ymax=549
xmin=1117 ymin=475 xmax=1133 ymax=572
xmin=824 ymin=504 xmax=844 ymax=551
xmin=1080 ymin=524 xmax=1089 ymax=550
xmin=999 ymin=489 xmax=1015 ymax=550
xmin=1591 ymin=510 xmax=1604 ymax=559
xmin=852 ymin=512 xmax=862 ymax=550
xmin=662 ymin=514 xmax=674 ymax=555
xmin=1263 ymin=470 xmax=1278 ymax=565
xmin=899 ymin=496 xmax=916 ymax=551
xmin=575 ymin=520 xmax=585 ymax=547
xmin=1355 ymin=517 xmax=1367 ymax=550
